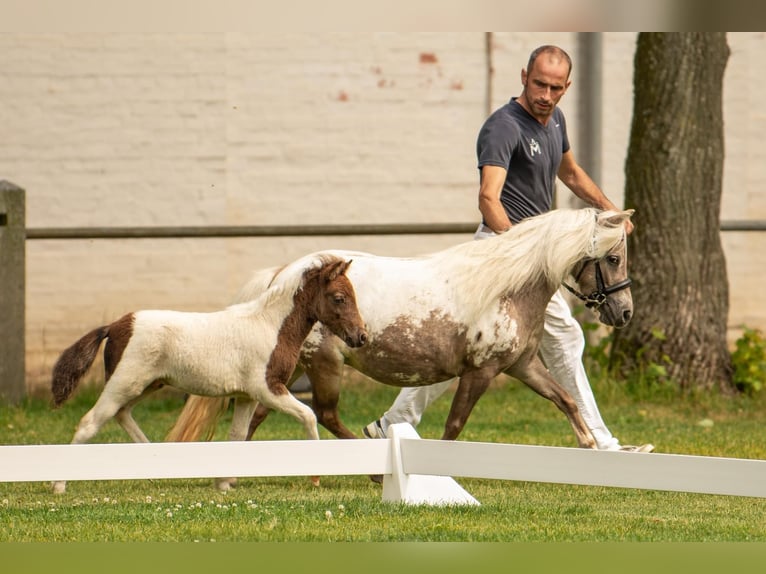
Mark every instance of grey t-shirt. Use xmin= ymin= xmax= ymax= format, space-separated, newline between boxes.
xmin=476 ymin=97 xmax=570 ymax=223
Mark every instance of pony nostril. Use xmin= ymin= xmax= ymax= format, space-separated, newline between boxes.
xmin=623 ymin=310 xmax=632 ymax=324
xmin=360 ymin=332 xmax=368 ymax=345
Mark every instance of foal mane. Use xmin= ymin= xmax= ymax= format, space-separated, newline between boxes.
xmin=226 ymin=279 xmax=290 ymax=316
xmin=273 ymin=253 xmax=345 ymax=291
xmin=227 ymin=254 xmax=341 ymax=316
xmin=434 ymin=208 xmax=626 ymax=317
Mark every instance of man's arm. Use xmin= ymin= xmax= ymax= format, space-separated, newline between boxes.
xmin=557 ymin=150 xmax=634 ymax=234
xmin=478 ymin=165 xmax=513 ymax=233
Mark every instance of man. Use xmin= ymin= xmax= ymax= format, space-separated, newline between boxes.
xmin=363 ymin=45 xmax=653 ymax=453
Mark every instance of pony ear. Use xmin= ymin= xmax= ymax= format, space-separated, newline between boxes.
xmin=325 ymin=258 xmax=352 ymax=282
xmin=599 ymin=209 xmax=634 ymax=228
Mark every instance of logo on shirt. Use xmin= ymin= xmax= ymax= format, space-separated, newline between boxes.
xmin=529 ymin=138 xmax=541 ymax=157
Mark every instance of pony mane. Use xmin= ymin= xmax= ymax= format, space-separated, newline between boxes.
xmin=434 ymin=208 xmax=626 ymax=318
xmin=226 ymin=279 xmax=291 ymax=316
xmin=226 ymin=253 xmax=339 ymax=316
xmin=273 ymin=252 xmax=345 ymax=290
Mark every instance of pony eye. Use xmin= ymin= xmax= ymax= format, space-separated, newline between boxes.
xmin=607 ymin=255 xmax=620 ymax=265
xmin=333 ymin=294 xmax=346 ymax=304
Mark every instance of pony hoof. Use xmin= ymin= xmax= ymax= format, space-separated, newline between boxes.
xmin=215 ymin=478 xmax=236 ymax=491
xmin=310 ymin=476 xmax=320 ymax=487
xmin=51 ymin=481 xmax=67 ymax=495
xmin=369 ymin=474 xmax=383 ymax=485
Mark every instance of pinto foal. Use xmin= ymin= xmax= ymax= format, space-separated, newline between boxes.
xmin=50 ymin=255 xmax=367 ymax=494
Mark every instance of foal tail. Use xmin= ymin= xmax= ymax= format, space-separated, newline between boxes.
xmin=165 ymin=396 xmax=230 ymax=442
xmin=51 ymin=326 xmax=109 ymax=407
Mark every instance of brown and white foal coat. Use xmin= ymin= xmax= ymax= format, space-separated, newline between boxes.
xmin=50 ymin=255 xmax=367 ymax=494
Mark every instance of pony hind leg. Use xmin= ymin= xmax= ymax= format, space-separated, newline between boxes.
xmin=52 ymin=389 xmax=132 ymax=494
xmin=52 ymin=376 xmax=159 ymax=494
xmin=114 ymin=380 xmax=166 ymax=443
xmin=302 ymin=354 xmax=354 ymax=439
xmin=442 ymin=370 xmax=494 ymax=441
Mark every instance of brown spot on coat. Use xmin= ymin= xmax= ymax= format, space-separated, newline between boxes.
xmin=104 ymin=313 xmax=135 ymax=380
xmin=50 ymin=313 xmax=136 ymax=407
xmin=350 ymin=310 xmax=469 ymax=385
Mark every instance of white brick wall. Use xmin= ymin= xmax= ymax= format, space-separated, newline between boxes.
xmin=1 ymin=33 xmax=764 ymax=390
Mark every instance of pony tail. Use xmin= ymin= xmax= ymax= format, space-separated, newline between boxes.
xmin=165 ymin=396 xmax=230 ymax=442
xmin=51 ymin=326 xmax=109 ymax=407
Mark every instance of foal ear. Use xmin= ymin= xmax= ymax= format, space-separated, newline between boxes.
xmin=599 ymin=209 xmax=635 ymax=228
xmin=325 ymin=258 xmax=352 ymax=282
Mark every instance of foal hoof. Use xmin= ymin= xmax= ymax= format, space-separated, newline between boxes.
xmin=51 ymin=481 xmax=67 ymax=495
xmin=369 ymin=474 xmax=383 ymax=485
xmin=215 ymin=477 xmax=237 ymax=491
xmin=310 ymin=475 xmax=320 ymax=487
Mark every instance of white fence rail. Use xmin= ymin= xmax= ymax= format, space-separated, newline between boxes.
xmin=2 ymin=423 xmax=765 ymax=505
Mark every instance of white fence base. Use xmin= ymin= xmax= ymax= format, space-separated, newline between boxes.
xmin=2 ymin=422 xmax=766 ymax=504
xmin=382 ymin=423 xmax=479 ymax=506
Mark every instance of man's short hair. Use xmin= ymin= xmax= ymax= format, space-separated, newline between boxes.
xmin=527 ymin=45 xmax=573 ymax=79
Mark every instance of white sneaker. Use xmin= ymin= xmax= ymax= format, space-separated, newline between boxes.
xmin=620 ymin=444 xmax=655 ymax=453
xmin=362 ymin=419 xmax=387 ymax=439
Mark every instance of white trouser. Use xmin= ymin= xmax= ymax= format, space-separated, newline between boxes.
xmin=377 ymin=223 xmax=621 ymax=450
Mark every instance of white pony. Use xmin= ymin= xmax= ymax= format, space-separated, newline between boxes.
xmin=50 ymin=254 xmax=367 ymax=493
xmin=169 ymin=208 xmax=634 ymax=484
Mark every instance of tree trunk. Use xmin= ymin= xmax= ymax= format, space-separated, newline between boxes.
xmin=611 ymin=33 xmax=733 ymax=392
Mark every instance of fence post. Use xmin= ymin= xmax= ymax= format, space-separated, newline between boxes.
xmin=0 ymin=180 xmax=26 ymax=404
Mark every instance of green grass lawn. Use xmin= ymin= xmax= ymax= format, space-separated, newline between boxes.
xmin=2 ymin=373 xmax=766 ymax=543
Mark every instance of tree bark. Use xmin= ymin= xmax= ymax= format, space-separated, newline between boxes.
xmin=611 ymin=33 xmax=733 ymax=392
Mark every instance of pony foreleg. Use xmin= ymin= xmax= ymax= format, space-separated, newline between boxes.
xmin=214 ymin=397 xmax=258 ymax=491
xmin=229 ymin=397 xmax=258 ymax=441
xmin=507 ymin=357 xmax=597 ymax=449
xmin=442 ymin=370 xmax=493 ymax=441
xmin=309 ymin=374 xmax=356 ymax=440
xmin=259 ymin=391 xmax=321 ymax=486
xmin=301 ymin=354 xmax=357 ymax=439
xmin=260 ymin=392 xmax=320 ymax=441
xmin=245 ymin=402 xmax=272 ymax=441
xmin=245 ymin=367 xmax=314 ymax=441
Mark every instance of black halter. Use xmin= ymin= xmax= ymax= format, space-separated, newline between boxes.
xmin=562 ymin=259 xmax=632 ymax=310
